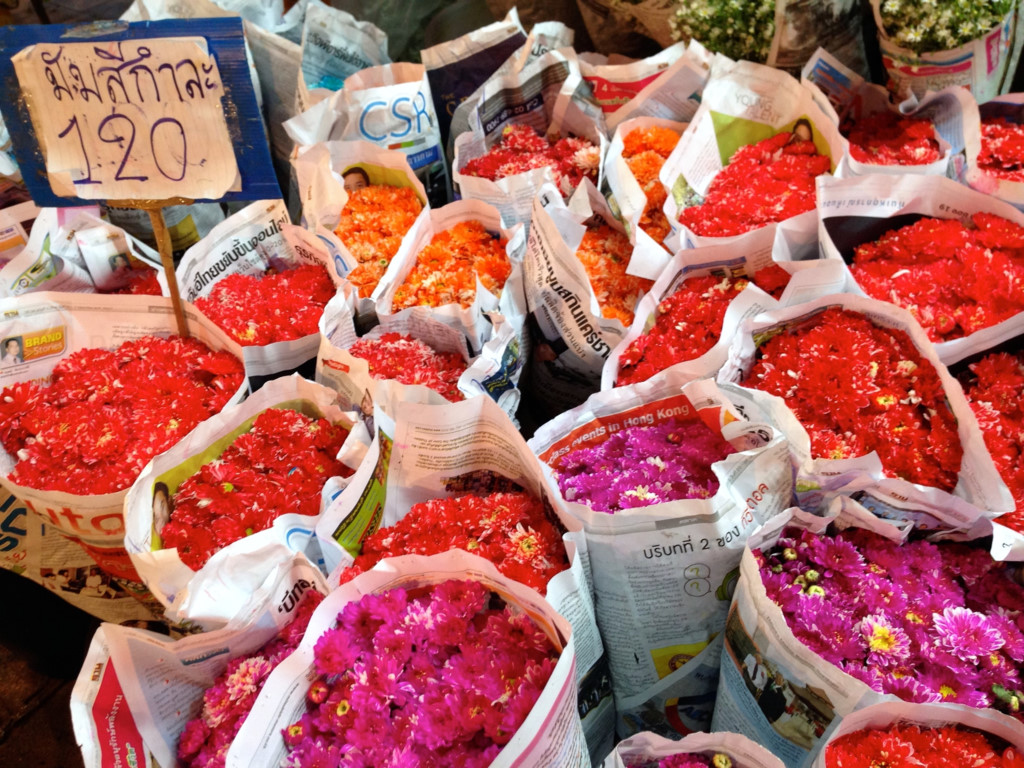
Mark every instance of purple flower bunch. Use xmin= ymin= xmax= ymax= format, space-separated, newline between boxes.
xmin=757 ymin=526 xmax=1024 ymax=714
xmin=551 ymin=416 xmax=736 ymax=513
xmin=659 ymin=752 xmax=734 ymax=768
xmin=282 ymin=579 xmax=559 ymax=768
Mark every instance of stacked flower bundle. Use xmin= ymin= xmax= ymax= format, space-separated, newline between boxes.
xmin=282 ymin=579 xmax=559 ymax=767
xmin=391 ymin=220 xmax=511 ymax=309
xmin=178 ymin=591 xmax=324 ymax=768
xmin=160 ymin=408 xmax=353 ymax=570
xmin=575 ymin=222 xmax=653 ymax=326
xmin=961 ymin=350 xmax=1024 ymax=531
xmin=678 ymin=130 xmax=831 ymax=238
xmin=845 ymin=111 xmax=942 ymax=166
xmin=740 ymin=307 xmax=963 ymax=491
xmin=333 ymin=185 xmax=423 ymax=296
xmin=979 ymin=118 xmax=1024 ymax=182
xmin=825 ymin=723 xmax=1024 ymax=767
xmin=339 ymin=491 xmax=569 ymax=593
xmin=460 ymin=123 xmax=600 ymax=198
xmin=757 ymin=525 xmax=1024 ymax=713
xmin=347 ymin=333 xmax=467 ymax=402
xmin=616 ymin=265 xmax=791 ymax=386
xmin=622 ymin=125 xmax=681 ymax=243
xmin=195 ymin=264 xmax=336 ymax=346
xmin=849 ymin=213 xmax=1024 ymax=342
xmin=0 ymin=335 xmax=243 ymax=494
xmin=551 ymin=417 xmax=736 ymax=513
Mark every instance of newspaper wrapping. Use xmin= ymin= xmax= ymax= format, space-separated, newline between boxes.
xmin=528 ymin=373 xmax=795 ymax=737
xmin=172 ymin=199 xmax=346 ymax=380
xmin=372 ymin=197 xmax=528 ymax=356
xmin=290 ymin=139 xmax=428 ymax=328
xmin=801 ymin=48 xmax=976 ymax=182
xmin=600 ymin=242 xmax=848 ymax=391
xmin=659 ymin=56 xmax=845 ymax=254
xmin=0 ymin=199 xmax=38 ymax=266
xmin=716 ymin=293 xmax=1014 ymax=518
xmin=421 ymin=8 xmax=527 ymax=149
xmin=315 ymin=287 xmax=524 ymax=422
xmin=123 ymin=374 xmax=367 ymax=629
xmin=603 ymin=729 xmax=786 ymax=768
xmin=815 ymin=173 xmax=1024 ymax=366
xmin=452 ymin=48 xmax=608 ymax=232
xmin=521 ymin=180 xmax=654 ymax=421
xmin=314 ymin=392 xmax=612 ymax=763
xmin=224 ymin=551 xmax=593 ymax=768
xmin=966 ymin=94 xmax=1024 ymax=213
xmin=808 ymin=700 xmax=1024 ymax=768
xmin=70 ymin=553 xmax=329 ymax=768
xmin=0 ymin=293 xmax=247 ymax=584
xmin=869 ymin=0 xmax=1017 ymax=103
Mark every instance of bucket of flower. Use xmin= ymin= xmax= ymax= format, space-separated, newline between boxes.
xmin=0 ymin=292 xmax=246 ymax=588
xmin=222 ymin=550 xmax=591 ymax=768
xmin=718 ymin=293 xmax=1014 ymax=520
xmin=70 ymin=552 xmax=327 ymax=768
xmin=713 ymin=497 xmax=1024 ymax=768
xmin=659 ymin=57 xmax=844 ymax=255
xmin=452 ymin=48 xmax=607 ymax=232
xmin=528 ymin=372 xmax=794 ymax=737
xmin=966 ymin=94 xmax=1024 ymax=213
xmin=605 ymin=730 xmax=784 ymax=768
xmin=173 ymin=200 xmax=347 ymax=389
xmin=816 ymin=173 xmax=1024 ymax=367
xmin=124 ymin=374 xmax=367 ymax=630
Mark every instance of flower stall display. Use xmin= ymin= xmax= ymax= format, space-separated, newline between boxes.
xmin=869 ymin=0 xmax=1016 ymax=102
xmin=719 ymin=294 xmax=1012 ymax=516
xmin=71 ymin=556 xmax=328 ymax=768
xmin=223 ymin=552 xmax=590 ymax=768
xmin=660 ymin=58 xmax=843 ymax=253
xmin=175 ymin=200 xmax=346 ymax=380
xmin=452 ymin=48 xmax=607 ymax=230
xmin=125 ymin=375 xmax=364 ymax=629
xmin=316 ymin=391 xmax=611 ymax=762
xmin=315 ymin=288 xmax=524 ymax=425
xmin=817 ymin=173 xmax=1024 ymax=363
xmin=966 ymin=97 xmax=1024 ymax=212
xmin=602 ymin=242 xmax=846 ymax=390
xmin=811 ymin=701 xmax=1024 ymax=768
xmin=375 ymin=198 xmax=526 ymax=356
xmin=529 ymin=373 xmax=793 ymax=736
xmin=605 ymin=730 xmax=785 ymax=768
xmin=0 ymin=292 xmax=246 ymax=583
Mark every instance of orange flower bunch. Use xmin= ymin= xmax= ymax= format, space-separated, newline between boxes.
xmin=622 ymin=125 xmax=680 ymax=244
xmin=575 ymin=223 xmax=653 ymax=326
xmin=392 ymin=220 xmax=511 ymax=309
xmin=334 ymin=185 xmax=423 ymax=296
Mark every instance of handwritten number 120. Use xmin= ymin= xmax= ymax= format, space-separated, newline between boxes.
xmin=57 ymin=113 xmax=188 ymax=185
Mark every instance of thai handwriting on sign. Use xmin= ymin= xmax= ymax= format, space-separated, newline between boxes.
xmin=12 ymin=38 xmax=239 ymax=200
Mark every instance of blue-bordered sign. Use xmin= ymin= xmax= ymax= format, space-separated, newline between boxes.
xmin=0 ymin=18 xmax=279 ymax=206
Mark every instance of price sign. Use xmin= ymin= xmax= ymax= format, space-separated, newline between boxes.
xmin=0 ymin=18 xmax=279 ymax=207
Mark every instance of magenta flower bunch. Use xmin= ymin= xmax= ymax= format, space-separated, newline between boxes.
xmin=659 ymin=752 xmax=734 ymax=768
xmin=551 ymin=416 xmax=737 ymax=513
xmin=757 ymin=525 xmax=1024 ymax=714
xmin=281 ymin=579 xmax=559 ymax=768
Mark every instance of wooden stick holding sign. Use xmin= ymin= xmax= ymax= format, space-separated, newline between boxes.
xmin=0 ymin=18 xmax=279 ymax=330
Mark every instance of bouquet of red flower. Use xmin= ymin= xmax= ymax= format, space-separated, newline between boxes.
xmin=178 ymin=591 xmax=324 ymax=768
xmin=576 ymin=222 xmax=654 ymax=327
xmin=616 ymin=264 xmax=791 ymax=386
xmin=339 ymin=491 xmax=569 ymax=593
xmin=347 ymin=332 xmax=467 ymax=403
xmin=678 ymin=130 xmax=831 ymax=238
xmin=848 ymin=212 xmax=1024 ymax=343
xmin=333 ymin=185 xmax=423 ymax=297
xmin=621 ymin=125 xmax=681 ymax=244
xmin=844 ymin=111 xmax=942 ymax=166
xmin=0 ymin=335 xmax=244 ymax=495
xmin=978 ymin=117 xmax=1024 ymax=183
xmin=825 ymin=722 xmax=1023 ymax=768
xmin=160 ymin=407 xmax=353 ymax=571
xmin=195 ymin=264 xmax=336 ymax=347
xmin=460 ymin=123 xmax=600 ymax=198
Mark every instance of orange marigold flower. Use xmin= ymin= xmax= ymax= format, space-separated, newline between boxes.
xmin=575 ymin=223 xmax=653 ymax=326
xmin=392 ymin=220 xmax=511 ymax=310
xmin=622 ymin=125 xmax=681 ymax=159
xmin=623 ymin=126 xmax=680 ymax=246
xmin=334 ymin=185 xmax=423 ymax=296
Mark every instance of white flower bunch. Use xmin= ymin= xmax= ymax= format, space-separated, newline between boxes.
xmin=670 ymin=0 xmax=776 ymax=63
xmin=880 ymin=0 xmax=1013 ymax=54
